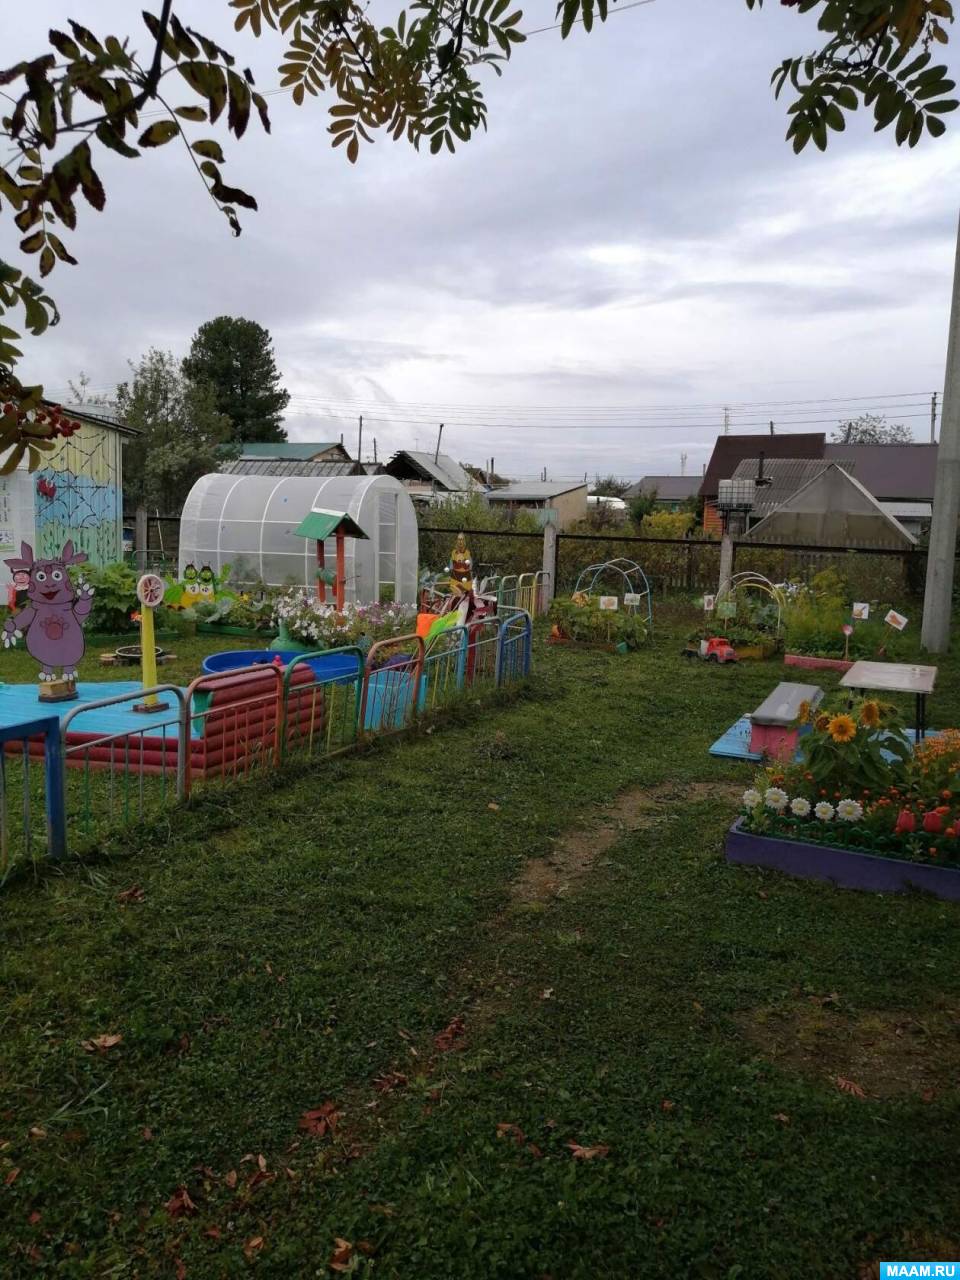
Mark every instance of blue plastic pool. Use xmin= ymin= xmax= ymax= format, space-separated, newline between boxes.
xmin=201 ymin=649 xmax=361 ymax=684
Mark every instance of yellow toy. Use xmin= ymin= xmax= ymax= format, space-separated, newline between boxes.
xmin=448 ymin=533 xmax=474 ymax=596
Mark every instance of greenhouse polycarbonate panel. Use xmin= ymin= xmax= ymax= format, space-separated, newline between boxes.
xmin=178 ymin=473 xmax=419 ymax=602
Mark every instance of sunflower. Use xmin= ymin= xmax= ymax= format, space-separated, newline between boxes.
xmin=859 ymin=700 xmax=881 ymax=729
xmin=814 ymin=714 xmax=831 ymax=732
xmin=797 ymin=699 xmax=811 ymax=725
xmin=828 ymin=714 xmax=857 ymax=744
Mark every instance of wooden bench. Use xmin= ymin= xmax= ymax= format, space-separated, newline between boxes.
xmin=749 ymin=681 xmax=823 ymax=762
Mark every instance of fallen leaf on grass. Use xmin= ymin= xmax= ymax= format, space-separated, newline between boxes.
xmin=566 ymin=1142 xmax=610 ymax=1160
xmin=164 ymin=1186 xmax=196 ymax=1218
xmin=117 ymin=884 xmax=145 ymax=905
xmin=774 ymin=1113 xmax=791 ymax=1125
xmin=5 ymin=1167 xmax=20 ymax=1186
xmin=660 ymin=1100 xmax=675 ymax=1112
xmin=299 ymin=1103 xmax=339 ymax=1138
xmin=175 ymin=1259 xmax=187 ymax=1280
xmin=487 ymin=802 xmax=500 ymax=812
xmin=835 ymin=1076 xmax=866 ymax=1099
xmin=244 ymin=1236 xmax=264 ymax=1261
xmin=496 ymin=1122 xmax=526 ymax=1145
xmin=28 ymin=1127 xmax=46 ymax=1141
xmin=81 ymin=1033 xmax=122 ymax=1054
xmin=224 ymin=1170 xmax=238 ymax=1189
xmin=434 ymin=1016 xmax=466 ymax=1053
xmin=28 ymin=1210 xmax=41 ymax=1225
xmin=203 ymin=1226 xmax=221 ymax=1240
xmin=141 ymin=1127 xmax=153 ymax=1142
xmin=540 ymin=988 xmax=554 ymax=1001
xmin=921 ymin=1088 xmax=936 ymax=1104
xmin=329 ymin=1237 xmax=353 ymax=1272
xmin=373 ymin=1071 xmax=407 ymax=1094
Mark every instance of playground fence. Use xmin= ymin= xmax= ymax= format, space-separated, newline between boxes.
xmin=1 ymin=610 xmax=534 ymax=876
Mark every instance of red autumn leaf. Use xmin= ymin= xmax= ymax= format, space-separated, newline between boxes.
xmin=299 ymin=1103 xmax=340 ymax=1137
xmin=117 ymin=884 xmax=145 ymax=904
xmin=81 ymin=1033 xmax=123 ymax=1053
xmin=329 ymin=1237 xmax=353 ymax=1272
xmin=5 ymin=1167 xmax=20 ymax=1186
xmin=921 ymin=1088 xmax=936 ymax=1104
xmin=373 ymin=1071 xmax=408 ymax=1094
xmin=660 ymin=1099 xmax=675 ymax=1112
xmin=527 ymin=1143 xmax=544 ymax=1159
xmin=836 ymin=1076 xmax=866 ymax=1099
xmin=434 ymin=1016 xmax=466 ymax=1053
xmin=28 ymin=1210 xmax=41 ymax=1225
xmin=224 ymin=1170 xmax=238 ymax=1189
xmin=356 ymin=1240 xmax=376 ymax=1256
xmin=566 ymin=1141 xmax=610 ymax=1160
xmin=141 ymin=1127 xmax=153 ymax=1142
xmin=164 ymin=1186 xmax=197 ymax=1218
xmin=203 ymin=1226 xmax=222 ymax=1240
xmin=496 ymin=1122 xmax=526 ymax=1145
xmin=244 ymin=1235 xmax=264 ymax=1261
xmin=175 ymin=1259 xmax=187 ymax=1280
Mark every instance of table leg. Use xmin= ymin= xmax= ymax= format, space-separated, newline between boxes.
xmin=917 ymin=693 xmax=926 ymax=743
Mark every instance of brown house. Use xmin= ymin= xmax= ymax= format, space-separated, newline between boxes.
xmin=699 ymin=433 xmax=826 ymax=534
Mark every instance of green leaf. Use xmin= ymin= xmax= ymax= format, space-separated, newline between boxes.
xmin=138 ymin=120 xmax=180 ymax=147
xmin=174 ymin=105 xmax=208 ymax=122
xmin=95 ymin=121 xmax=140 ymax=158
xmin=191 ymin=139 xmax=225 ymax=162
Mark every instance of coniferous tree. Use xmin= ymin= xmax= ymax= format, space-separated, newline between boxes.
xmin=183 ymin=316 xmax=290 ymax=445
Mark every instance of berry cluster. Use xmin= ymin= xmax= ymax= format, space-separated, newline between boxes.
xmin=2 ymin=402 xmax=82 ymax=439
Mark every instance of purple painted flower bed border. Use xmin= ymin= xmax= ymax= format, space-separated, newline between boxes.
xmin=725 ymin=818 xmax=960 ymax=902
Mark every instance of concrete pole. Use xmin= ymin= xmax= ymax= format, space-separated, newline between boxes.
xmin=921 ymin=210 xmax=960 ymax=653
xmin=542 ymin=523 xmax=557 ymax=607
xmin=135 ymin=502 xmax=148 ymax=572
xmin=718 ymin=531 xmax=734 ymax=596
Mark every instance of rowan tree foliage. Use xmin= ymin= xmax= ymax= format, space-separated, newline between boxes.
xmin=0 ymin=0 xmax=956 ymax=459
xmin=183 ymin=315 xmax=290 ymax=444
xmin=117 ymin=347 xmax=237 ymax=511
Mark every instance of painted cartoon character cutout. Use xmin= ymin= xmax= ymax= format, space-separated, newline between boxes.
xmin=2 ymin=541 xmax=95 ymax=681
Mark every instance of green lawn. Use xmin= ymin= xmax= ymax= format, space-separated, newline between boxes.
xmin=1 ymin=607 xmax=959 ymax=1278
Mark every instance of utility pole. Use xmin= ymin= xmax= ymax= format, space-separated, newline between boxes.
xmin=357 ymin=415 xmax=363 ymax=466
xmin=434 ymin=423 xmax=443 ymax=464
xmin=931 ymin=391 xmax=938 ymax=443
xmin=769 ymin=420 xmax=775 ymax=435
xmin=723 ymin=406 xmax=730 ymax=435
xmin=680 ymin=451 xmax=688 ymax=476
xmin=372 ymin=438 xmax=378 ymax=465
xmin=922 ymin=210 xmax=960 ymax=653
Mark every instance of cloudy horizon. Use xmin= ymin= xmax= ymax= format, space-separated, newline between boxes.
xmin=7 ymin=0 xmax=959 ymax=481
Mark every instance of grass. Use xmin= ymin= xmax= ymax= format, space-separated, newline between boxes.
xmin=1 ymin=605 xmax=959 ymax=1277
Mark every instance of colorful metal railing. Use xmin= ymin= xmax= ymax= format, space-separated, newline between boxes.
xmin=6 ymin=614 xmax=534 ymax=871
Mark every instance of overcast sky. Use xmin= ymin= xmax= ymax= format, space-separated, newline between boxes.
xmin=6 ymin=1 xmax=960 ymax=480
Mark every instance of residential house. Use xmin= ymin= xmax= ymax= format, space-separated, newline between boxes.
xmin=1 ymin=401 xmax=138 ymax=581
xmin=625 ymin=475 xmax=701 ymax=512
xmin=485 ymin=481 xmax=588 ymax=530
xmin=239 ymin=440 xmax=353 ymax=465
xmin=699 ymin=433 xmax=826 ymax=534
xmin=383 ymin=451 xmax=482 ymax=505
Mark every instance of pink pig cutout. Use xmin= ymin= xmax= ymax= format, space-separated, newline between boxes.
xmin=2 ymin=540 xmax=95 ymax=681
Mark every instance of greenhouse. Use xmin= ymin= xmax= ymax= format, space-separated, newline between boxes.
xmin=178 ymin=473 xmax=419 ymax=603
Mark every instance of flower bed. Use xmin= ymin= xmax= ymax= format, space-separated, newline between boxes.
xmin=272 ymin=590 xmax=416 ymax=651
xmin=549 ymin=595 xmax=648 ymax=650
xmin=784 ymin=653 xmax=854 ymax=673
xmin=732 ymin=703 xmax=960 ymax=888
xmin=725 ymin=819 xmax=960 ymax=901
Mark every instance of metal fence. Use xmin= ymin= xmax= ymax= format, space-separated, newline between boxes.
xmin=1 ymin=610 xmax=535 ymax=877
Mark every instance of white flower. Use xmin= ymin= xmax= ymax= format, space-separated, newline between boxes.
xmin=814 ymin=801 xmax=835 ymax=821
xmin=742 ymin=788 xmax=762 ymax=809
xmin=836 ymin=798 xmax=863 ymax=823
xmin=789 ymin=797 xmax=811 ymax=818
xmin=764 ymin=787 xmax=788 ymax=811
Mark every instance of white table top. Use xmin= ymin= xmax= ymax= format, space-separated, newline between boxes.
xmin=840 ymin=660 xmax=938 ymax=696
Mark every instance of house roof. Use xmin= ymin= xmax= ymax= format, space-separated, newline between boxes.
xmin=823 ymin=442 xmax=938 ymax=501
xmin=700 ymin=432 xmax=825 ymax=498
xmin=486 ymin=481 xmax=588 ymax=502
xmin=240 ymin=442 xmax=345 ymax=460
xmin=54 ymin=401 xmax=140 ymax=437
xmin=741 ymin=463 xmax=916 ymax=550
xmin=221 ymin=458 xmax=360 ymax=477
xmin=731 ymin=458 xmax=834 ymax=517
xmin=879 ymin=500 xmax=933 ymax=520
xmin=384 ymin=450 xmax=478 ymax=492
xmin=625 ymin=475 xmax=701 ymax=501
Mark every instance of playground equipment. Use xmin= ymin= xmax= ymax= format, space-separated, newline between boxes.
xmin=2 ymin=539 xmax=94 ymax=701
xmin=132 ymin=574 xmax=169 ymax=713
xmin=572 ymin=558 xmax=653 ymax=631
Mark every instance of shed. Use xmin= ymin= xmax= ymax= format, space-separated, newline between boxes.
xmin=383 ymin=450 xmax=481 ymax=502
xmin=178 ymin=473 xmax=419 ymax=602
xmin=486 ymin=481 xmax=588 ymax=530
xmin=740 ymin=464 xmax=916 ymax=550
xmin=0 ymin=401 xmax=137 ymax=583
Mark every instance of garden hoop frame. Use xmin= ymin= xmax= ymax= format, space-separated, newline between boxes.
xmin=572 ymin=557 xmax=654 ymax=630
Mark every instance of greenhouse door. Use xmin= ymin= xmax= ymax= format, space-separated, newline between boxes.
xmin=377 ymin=492 xmax=398 ymax=602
